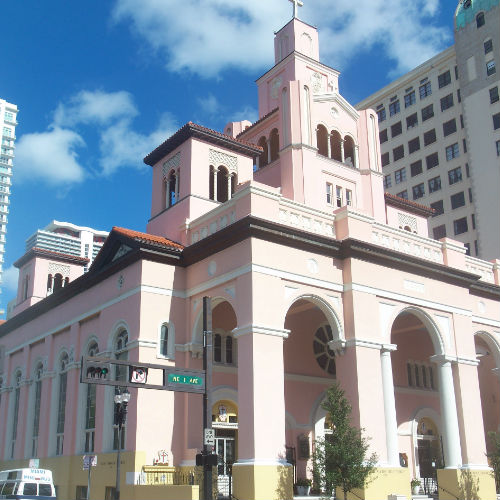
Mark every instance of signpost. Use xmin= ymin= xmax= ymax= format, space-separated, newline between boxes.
xmin=79 ymin=296 xmax=215 ymax=500
xmin=83 ymin=455 xmax=97 ymax=500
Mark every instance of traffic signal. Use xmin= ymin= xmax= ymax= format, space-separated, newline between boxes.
xmin=81 ymin=356 xmax=112 ymax=384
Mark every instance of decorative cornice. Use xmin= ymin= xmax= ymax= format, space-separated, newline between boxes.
xmin=233 ymin=324 xmax=290 ymax=339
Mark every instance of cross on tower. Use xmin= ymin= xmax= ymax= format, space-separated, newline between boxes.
xmin=289 ymin=0 xmax=303 ymax=19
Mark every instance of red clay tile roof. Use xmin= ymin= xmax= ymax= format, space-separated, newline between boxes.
xmin=14 ymin=247 xmax=90 ymax=268
xmin=384 ymin=193 xmax=435 ymax=218
xmin=144 ymin=122 xmax=263 ymax=166
xmin=112 ymin=227 xmax=184 ymax=251
xmin=236 ymin=108 xmax=279 ymax=139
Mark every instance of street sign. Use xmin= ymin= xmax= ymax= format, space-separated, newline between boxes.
xmin=167 ymin=373 xmax=203 ymax=386
xmin=83 ymin=455 xmax=97 ymax=470
xmin=204 ymin=428 xmax=215 ymax=446
xmin=129 ymin=366 xmax=148 ymax=384
xmin=164 ymin=368 xmax=205 ymax=394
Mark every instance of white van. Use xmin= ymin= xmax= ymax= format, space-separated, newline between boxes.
xmin=0 ymin=469 xmax=56 ymax=500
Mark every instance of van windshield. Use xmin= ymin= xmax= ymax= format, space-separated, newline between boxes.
xmin=23 ymin=483 xmax=37 ymax=495
xmin=1 ymin=481 xmax=18 ymax=495
xmin=39 ymin=484 xmax=53 ymax=496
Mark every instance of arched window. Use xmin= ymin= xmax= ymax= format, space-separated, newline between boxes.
xmin=214 ymin=334 xmax=222 ymax=363
xmin=31 ymin=363 xmax=43 ymax=457
xmin=316 ymin=125 xmax=328 ymax=157
xmin=114 ymin=330 xmax=129 ymax=450
xmin=53 ymin=273 xmax=63 ymax=291
xmin=167 ymin=170 xmax=177 ymax=207
xmin=10 ymin=371 xmax=22 ymax=458
xmin=209 ymin=165 xmax=215 ymax=200
xmin=56 ymin=353 xmax=69 ymax=455
xmin=84 ymin=342 xmax=98 ymax=453
xmin=160 ymin=323 xmax=169 ymax=357
xmin=47 ymin=274 xmax=53 ymax=295
xmin=258 ymin=136 xmax=268 ymax=168
xmin=476 ymin=12 xmax=485 ymax=28
xmin=213 ymin=331 xmax=236 ymax=365
xmin=313 ymin=324 xmax=336 ymax=376
xmin=344 ymin=136 xmax=355 ymax=166
xmin=216 ymin=166 xmax=230 ymax=203
xmin=269 ymin=128 xmax=280 ymax=162
xmin=330 ymin=130 xmax=342 ymax=161
xmin=23 ymin=274 xmax=30 ymax=300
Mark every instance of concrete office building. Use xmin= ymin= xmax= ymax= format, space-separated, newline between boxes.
xmin=357 ymin=0 xmax=500 ymax=261
xmin=0 ymin=99 xmax=18 ymax=315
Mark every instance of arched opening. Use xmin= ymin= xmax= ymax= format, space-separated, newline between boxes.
xmin=216 ymin=166 xmax=230 ymax=203
xmin=53 ymin=273 xmax=63 ymax=291
xmin=476 ymin=12 xmax=485 ymax=28
xmin=56 ymin=352 xmax=69 ymax=455
xmin=31 ymin=363 xmax=43 ymax=458
xmin=258 ymin=136 xmax=268 ymax=168
xmin=167 ymin=170 xmax=177 ymax=207
xmin=330 ymin=130 xmax=342 ymax=161
xmin=390 ymin=310 xmax=444 ymax=491
xmin=212 ymin=400 xmax=238 ymax=496
xmin=283 ymin=297 xmax=342 ymax=481
xmin=343 ymin=136 xmax=355 ymax=166
xmin=475 ymin=333 xmax=500 ymax=459
xmin=160 ymin=323 xmax=169 ymax=357
xmin=84 ymin=341 xmax=98 ymax=453
xmin=212 ymin=301 xmax=237 ymax=366
xmin=47 ymin=274 xmax=53 ymax=295
xmin=270 ymin=128 xmax=280 ymax=162
xmin=316 ymin=125 xmax=328 ymax=157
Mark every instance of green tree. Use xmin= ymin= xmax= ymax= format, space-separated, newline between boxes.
xmin=312 ymin=383 xmax=378 ymax=500
xmin=487 ymin=431 xmax=500 ymax=493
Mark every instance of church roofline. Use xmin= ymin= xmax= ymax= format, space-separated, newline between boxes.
xmin=384 ymin=193 xmax=435 ymax=218
xmin=236 ymin=108 xmax=279 ymax=139
xmin=3 ymin=216 xmax=497 ymax=337
xmin=273 ymin=16 xmax=318 ymax=37
xmin=14 ymin=247 xmax=90 ymax=269
xmin=144 ymin=122 xmax=263 ymax=166
xmin=255 ymin=50 xmax=340 ymax=85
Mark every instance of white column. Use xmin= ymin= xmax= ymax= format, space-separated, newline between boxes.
xmin=431 ymin=355 xmax=462 ymax=468
xmin=327 ymin=133 xmax=332 ymax=158
xmin=266 ymin=139 xmax=271 ymax=164
xmin=165 ymin=178 xmax=170 ymax=207
xmin=381 ymin=344 xmax=399 ymax=466
xmin=213 ymin=169 xmax=218 ymax=201
xmin=226 ymin=174 xmax=231 ymax=201
xmin=175 ymin=169 xmax=180 ymax=202
xmin=354 ymin=145 xmax=360 ymax=169
xmin=340 ymin=139 xmax=345 ymax=163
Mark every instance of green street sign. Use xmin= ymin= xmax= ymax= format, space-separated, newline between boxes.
xmin=167 ymin=373 xmax=204 ymax=386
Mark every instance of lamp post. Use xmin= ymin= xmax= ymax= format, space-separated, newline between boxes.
xmin=114 ymin=389 xmax=131 ymax=500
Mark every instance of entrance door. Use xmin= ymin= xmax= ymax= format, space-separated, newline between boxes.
xmin=215 ymin=429 xmax=236 ymax=497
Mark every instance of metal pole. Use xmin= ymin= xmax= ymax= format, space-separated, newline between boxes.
xmin=203 ymin=296 xmax=213 ymax=500
xmin=86 ymin=465 xmax=91 ymax=500
xmin=115 ymin=422 xmax=121 ymax=500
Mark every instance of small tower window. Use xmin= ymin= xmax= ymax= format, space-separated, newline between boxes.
xmin=476 ymin=12 xmax=485 ymax=28
xmin=160 ymin=323 xmax=169 ymax=357
xmin=53 ymin=273 xmax=63 ymax=291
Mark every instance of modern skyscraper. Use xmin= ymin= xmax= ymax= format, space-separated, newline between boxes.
xmin=0 ymin=99 xmax=18 ymax=314
xmin=357 ymin=0 xmax=500 ymax=261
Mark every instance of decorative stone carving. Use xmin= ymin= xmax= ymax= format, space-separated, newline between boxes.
xmin=271 ymin=76 xmax=283 ymax=99
xmin=209 ymin=149 xmax=237 ymax=173
xmin=397 ymin=213 xmax=417 ymax=233
xmin=48 ymin=262 xmax=70 ymax=278
xmin=162 ymin=152 xmax=180 ymax=179
xmin=311 ymin=72 xmax=323 ymax=93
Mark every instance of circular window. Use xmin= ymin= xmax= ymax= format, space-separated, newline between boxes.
xmin=313 ymin=324 xmax=336 ymax=375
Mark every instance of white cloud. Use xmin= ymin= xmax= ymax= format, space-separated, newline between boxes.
xmin=53 ymin=90 xmax=138 ymax=127
xmin=15 ymin=127 xmax=86 ymax=185
xmin=99 ymin=112 xmax=178 ymax=175
xmin=197 ymin=94 xmax=221 ymax=115
xmin=112 ymin=0 xmax=451 ymax=79
xmin=2 ymin=265 xmax=19 ymax=296
xmin=229 ymin=105 xmax=258 ymax=125
xmin=15 ymin=90 xmax=177 ymax=184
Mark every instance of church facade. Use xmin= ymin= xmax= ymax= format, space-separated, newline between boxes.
xmin=0 ymin=11 xmax=499 ymax=500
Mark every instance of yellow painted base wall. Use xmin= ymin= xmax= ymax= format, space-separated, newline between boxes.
xmin=232 ymin=463 xmax=293 ymax=500
xmin=0 ymin=452 xmax=199 ymax=500
xmin=437 ymin=468 xmax=496 ymax=500
xmin=334 ymin=467 xmax=411 ymax=500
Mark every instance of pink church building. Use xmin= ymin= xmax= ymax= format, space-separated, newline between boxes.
xmin=1 ymin=10 xmax=499 ymax=500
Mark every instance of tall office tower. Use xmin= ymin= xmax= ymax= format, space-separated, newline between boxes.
xmin=25 ymin=220 xmax=109 ymax=269
xmin=357 ymin=0 xmax=500 ymax=260
xmin=0 ymin=99 xmax=18 ymax=314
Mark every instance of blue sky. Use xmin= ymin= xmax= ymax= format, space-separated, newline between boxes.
xmin=1 ymin=0 xmax=458 ymax=309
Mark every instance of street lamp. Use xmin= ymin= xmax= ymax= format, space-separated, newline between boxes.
xmin=114 ymin=389 xmax=131 ymax=500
